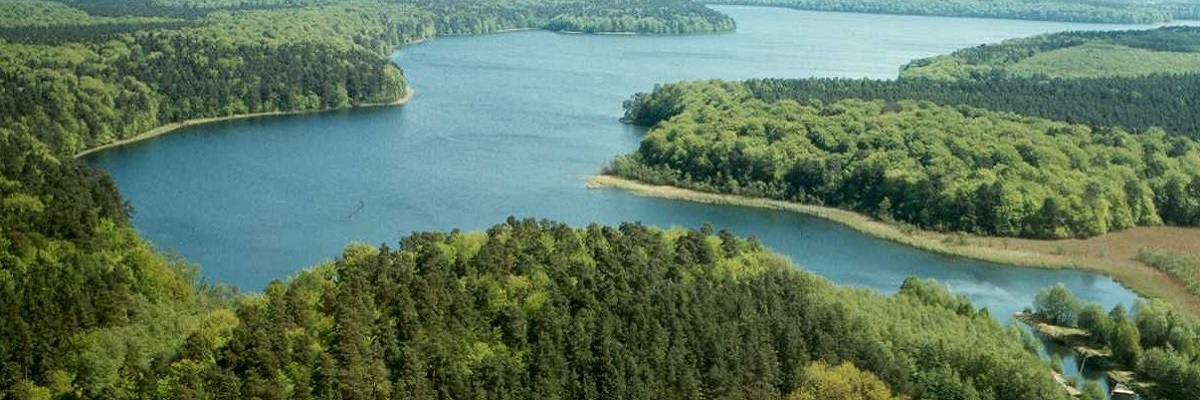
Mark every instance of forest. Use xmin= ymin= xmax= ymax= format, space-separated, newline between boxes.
xmin=603 ymin=22 xmax=1200 ymax=398
xmin=4 ymin=1 xmax=1200 ymax=399
xmin=0 ymin=0 xmax=734 ymax=155
xmin=3 ymin=212 xmax=1076 ymax=400
xmin=901 ymin=26 xmax=1200 ymax=80
xmin=701 ymin=0 xmax=1200 ymax=23
xmin=0 ymin=126 xmax=204 ymax=398
xmin=613 ymin=26 xmax=1200 ymax=240
xmin=615 ymin=80 xmax=1200 ymax=239
xmin=1029 ymin=284 xmax=1200 ymax=400
xmin=621 ymin=74 xmax=1200 ymax=140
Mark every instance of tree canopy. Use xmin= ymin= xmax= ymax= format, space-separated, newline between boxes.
xmin=730 ymin=75 xmax=1200 ymax=140
xmin=0 ymin=0 xmax=735 ymax=155
xmin=616 ymin=80 xmax=1200 ymax=239
xmin=26 ymin=219 xmax=1073 ymax=399
xmin=901 ymin=27 xmax=1200 ymax=80
xmin=1025 ymin=286 xmax=1200 ymax=400
xmin=5 ymin=2 xmax=1200 ymax=399
xmin=700 ymin=0 xmax=1200 ymax=23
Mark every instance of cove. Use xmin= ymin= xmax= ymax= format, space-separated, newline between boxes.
xmin=88 ymin=6 xmax=1167 ymax=317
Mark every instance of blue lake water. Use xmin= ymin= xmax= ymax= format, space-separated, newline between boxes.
xmin=90 ymin=6 xmax=1166 ymax=323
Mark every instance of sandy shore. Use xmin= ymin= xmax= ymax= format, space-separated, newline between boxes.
xmin=75 ymin=88 xmax=414 ymax=158
xmin=587 ymin=174 xmax=1200 ymax=315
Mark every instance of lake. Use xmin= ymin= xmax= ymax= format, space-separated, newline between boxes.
xmin=88 ymin=6 xmax=1160 ymax=319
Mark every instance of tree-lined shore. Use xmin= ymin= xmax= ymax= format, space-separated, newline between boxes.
xmin=704 ymin=0 xmax=1200 ymax=23
xmin=5 ymin=1 xmax=1200 ymax=399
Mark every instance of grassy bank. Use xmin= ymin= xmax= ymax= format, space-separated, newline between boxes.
xmin=587 ymin=174 xmax=1200 ymax=315
xmin=75 ymin=88 xmax=414 ymax=158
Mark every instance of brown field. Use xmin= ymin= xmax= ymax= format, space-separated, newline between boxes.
xmin=944 ymin=227 xmax=1200 ymax=314
xmin=997 ymin=226 xmax=1200 ymax=266
xmin=587 ymin=175 xmax=1200 ymax=316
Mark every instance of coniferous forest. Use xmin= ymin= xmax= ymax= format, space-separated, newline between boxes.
xmin=15 ymin=218 xmax=1072 ymax=400
xmin=4 ymin=1 xmax=1200 ymax=399
xmin=733 ymin=74 xmax=1200 ymax=139
xmin=900 ymin=27 xmax=1200 ymax=80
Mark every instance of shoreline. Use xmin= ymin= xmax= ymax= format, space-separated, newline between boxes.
xmin=75 ymin=87 xmax=414 ymax=158
xmin=705 ymin=2 xmax=1178 ymax=25
xmin=587 ymin=174 xmax=1200 ymax=315
xmin=556 ymin=30 xmax=638 ymax=35
xmin=437 ymin=27 xmax=540 ymax=38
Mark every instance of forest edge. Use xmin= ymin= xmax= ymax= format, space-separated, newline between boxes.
xmin=587 ymin=174 xmax=1200 ymax=316
xmin=74 ymin=87 xmax=416 ymax=159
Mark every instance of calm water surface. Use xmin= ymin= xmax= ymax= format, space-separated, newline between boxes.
xmin=91 ymin=7 xmax=1164 ymax=319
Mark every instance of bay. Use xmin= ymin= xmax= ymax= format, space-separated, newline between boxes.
xmin=89 ymin=6 xmax=1165 ymax=320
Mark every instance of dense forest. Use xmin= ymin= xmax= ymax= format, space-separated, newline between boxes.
xmin=901 ymin=26 xmax=1200 ymax=80
xmin=0 ymin=109 xmax=1089 ymax=400
xmin=5 ymin=1 xmax=1200 ymax=399
xmin=0 ymin=127 xmax=207 ymax=398
xmin=615 ymin=80 xmax=1200 ymax=239
xmin=1029 ymin=284 xmax=1200 ymax=399
xmin=3 ymin=211 xmax=1077 ymax=399
xmin=0 ymin=0 xmax=731 ymax=398
xmin=622 ymin=74 xmax=1200 ymax=140
xmin=604 ymin=23 xmax=1200 ymax=398
xmin=702 ymin=0 xmax=1200 ymax=23
xmin=0 ymin=0 xmax=734 ymax=155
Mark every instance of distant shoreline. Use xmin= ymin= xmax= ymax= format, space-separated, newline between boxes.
xmin=587 ymin=174 xmax=1200 ymax=315
xmin=75 ymin=87 xmax=414 ymax=158
xmin=556 ymin=30 xmax=638 ymax=35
